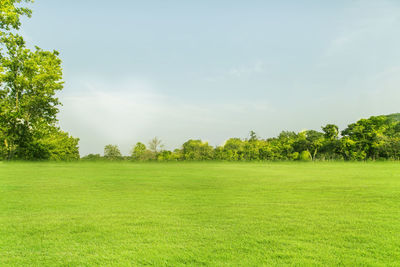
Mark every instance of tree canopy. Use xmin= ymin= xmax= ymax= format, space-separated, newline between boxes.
xmin=0 ymin=0 xmax=79 ymax=160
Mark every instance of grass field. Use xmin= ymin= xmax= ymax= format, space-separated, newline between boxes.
xmin=1 ymin=162 xmax=399 ymax=266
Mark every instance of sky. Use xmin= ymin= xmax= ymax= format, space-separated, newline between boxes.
xmin=20 ymin=0 xmax=400 ymax=156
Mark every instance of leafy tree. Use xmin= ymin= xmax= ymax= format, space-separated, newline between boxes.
xmin=37 ymin=128 xmax=79 ymax=160
xmin=104 ymin=144 xmax=122 ymax=160
xmin=322 ymin=124 xmax=339 ymax=140
xmin=157 ymin=150 xmax=176 ymax=161
xmin=0 ymin=0 xmax=78 ymax=160
xmin=131 ymin=142 xmax=153 ymax=161
xmin=320 ymin=124 xmax=341 ymax=160
xmin=0 ymin=0 xmax=32 ymax=32
xmin=0 ymin=34 xmax=63 ymax=159
xmin=339 ymin=136 xmax=366 ymax=160
xmin=223 ymin=138 xmax=244 ymax=160
xmin=131 ymin=142 xmax=146 ymax=159
xmin=304 ymin=130 xmax=324 ymax=160
xmin=341 ymin=116 xmax=389 ymax=160
xmin=258 ymin=141 xmax=277 ymax=160
xmin=377 ymin=136 xmax=400 ymax=160
xmin=274 ymin=131 xmax=298 ymax=160
xmin=243 ymin=139 xmax=266 ymax=160
xmin=181 ymin=139 xmax=213 ymax=160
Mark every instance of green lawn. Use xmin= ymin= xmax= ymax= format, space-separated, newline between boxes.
xmin=0 ymin=162 xmax=399 ymax=266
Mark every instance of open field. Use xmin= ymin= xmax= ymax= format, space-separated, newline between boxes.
xmin=1 ymin=162 xmax=400 ymax=266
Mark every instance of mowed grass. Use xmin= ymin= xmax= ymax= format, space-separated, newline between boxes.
xmin=0 ymin=162 xmax=400 ymax=266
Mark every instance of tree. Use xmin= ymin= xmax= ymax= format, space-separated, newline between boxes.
xmin=322 ymin=124 xmax=339 ymax=140
xmin=181 ymin=139 xmax=213 ymax=160
xmin=320 ymin=124 xmax=341 ymax=160
xmin=0 ymin=34 xmax=64 ymax=159
xmin=38 ymin=128 xmax=80 ymax=160
xmin=104 ymin=144 xmax=122 ymax=160
xmin=0 ymin=0 xmax=32 ymax=33
xmin=0 ymin=0 xmax=78 ymax=160
xmin=223 ymin=138 xmax=244 ymax=160
xmin=341 ymin=116 xmax=389 ymax=160
xmin=304 ymin=130 xmax=324 ymax=161
xmin=275 ymin=131 xmax=298 ymax=160
xmin=131 ymin=142 xmax=148 ymax=160
xmin=148 ymin=137 xmax=163 ymax=155
xmin=249 ymin=130 xmax=258 ymax=142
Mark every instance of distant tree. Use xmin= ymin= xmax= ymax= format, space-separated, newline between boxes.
xmin=320 ymin=124 xmax=341 ymax=160
xmin=249 ymin=130 xmax=258 ymax=142
xmin=305 ymin=130 xmax=324 ymax=160
xmin=341 ymin=116 xmax=389 ymax=160
xmin=131 ymin=142 xmax=147 ymax=161
xmin=322 ymin=124 xmax=339 ymax=140
xmin=223 ymin=138 xmax=244 ymax=160
xmin=377 ymin=136 xmax=400 ymax=160
xmin=148 ymin=137 xmax=163 ymax=155
xmin=258 ymin=141 xmax=277 ymax=160
xmin=157 ymin=150 xmax=175 ymax=161
xmin=243 ymin=139 xmax=266 ymax=160
xmin=173 ymin=148 xmax=183 ymax=160
xmin=104 ymin=144 xmax=122 ymax=160
xmin=276 ymin=131 xmax=298 ymax=160
xmin=339 ymin=136 xmax=366 ymax=160
xmin=181 ymin=139 xmax=214 ymax=160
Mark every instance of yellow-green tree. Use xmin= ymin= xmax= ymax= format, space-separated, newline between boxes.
xmin=0 ymin=0 xmax=79 ymax=160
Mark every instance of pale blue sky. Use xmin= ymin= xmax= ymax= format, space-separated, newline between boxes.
xmin=21 ymin=0 xmax=400 ymax=155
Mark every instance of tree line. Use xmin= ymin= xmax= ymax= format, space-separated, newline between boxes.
xmin=82 ymin=113 xmax=400 ymax=162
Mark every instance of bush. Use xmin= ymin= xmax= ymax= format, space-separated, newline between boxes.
xmin=299 ymin=151 xmax=312 ymax=161
xmin=81 ymin=154 xmax=102 ymax=161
